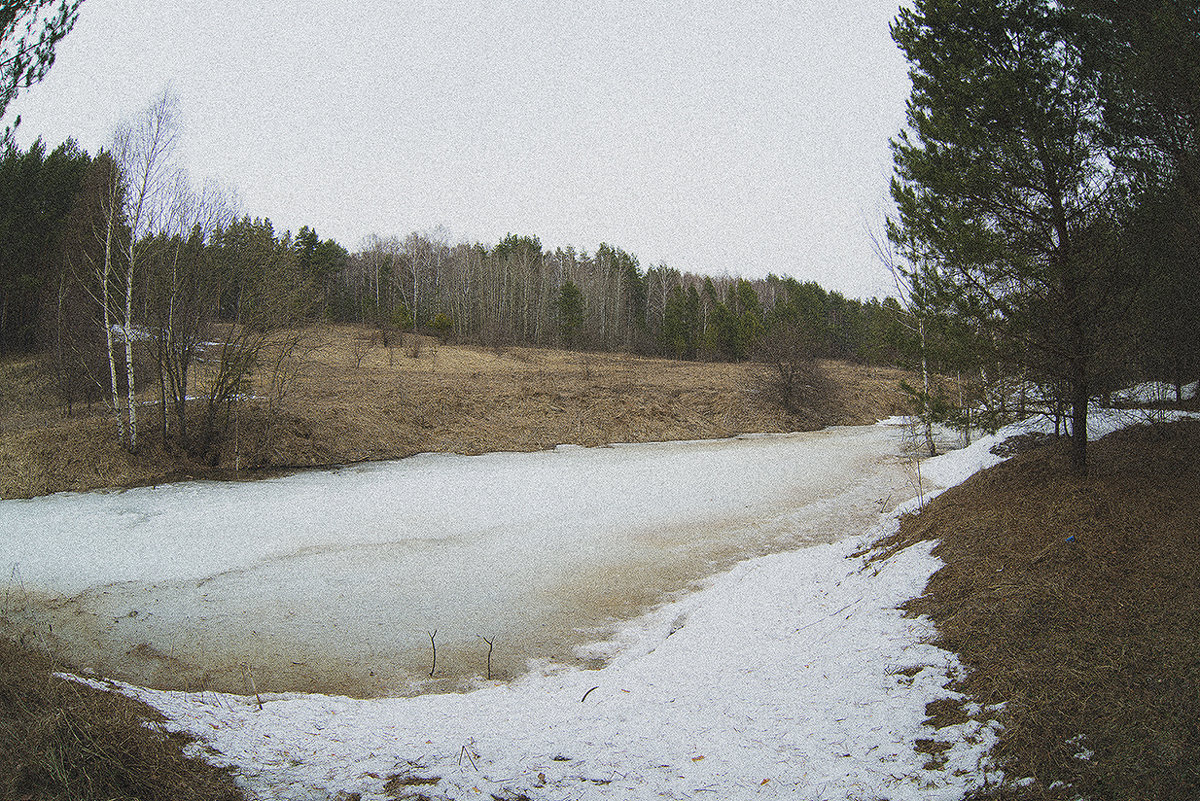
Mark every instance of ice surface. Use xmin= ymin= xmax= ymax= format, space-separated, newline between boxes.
xmin=2 ymin=425 xmax=921 ymax=695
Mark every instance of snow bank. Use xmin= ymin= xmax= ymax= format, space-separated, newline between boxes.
xmin=1110 ymin=381 xmax=1197 ymax=404
xmin=79 ymin=530 xmax=1000 ymax=800
xmin=920 ymin=405 xmax=1199 ymax=492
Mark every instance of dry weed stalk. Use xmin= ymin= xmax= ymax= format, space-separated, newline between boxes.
xmin=239 ymin=662 xmax=263 ymax=710
xmin=350 ymin=333 xmax=371 ymax=368
xmin=478 ymin=634 xmax=494 ymax=680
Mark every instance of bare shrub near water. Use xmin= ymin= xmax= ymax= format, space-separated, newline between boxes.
xmin=751 ymin=324 xmax=831 ymax=414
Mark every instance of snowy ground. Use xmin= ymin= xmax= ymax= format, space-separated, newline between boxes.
xmin=25 ymin=408 xmax=1200 ymax=799
xmin=86 ymin=531 xmax=998 ymax=801
xmin=1109 ymin=380 xmax=1197 ymax=405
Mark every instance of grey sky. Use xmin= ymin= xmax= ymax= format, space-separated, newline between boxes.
xmin=9 ymin=1 xmax=911 ymax=299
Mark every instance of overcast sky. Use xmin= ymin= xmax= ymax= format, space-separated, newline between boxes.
xmin=8 ymin=1 xmax=911 ymax=299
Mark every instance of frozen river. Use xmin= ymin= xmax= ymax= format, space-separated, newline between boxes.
xmin=0 ymin=423 xmax=922 ymax=697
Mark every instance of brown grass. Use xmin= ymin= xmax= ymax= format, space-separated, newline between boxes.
xmin=6 ymin=330 xmax=1197 ymax=796
xmin=1 ymin=324 xmax=912 ymax=498
xmin=0 ymin=330 xmax=913 ymax=797
xmin=875 ymin=419 xmax=1200 ymax=799
xmin=0 ymin=637 xmax=243 ymax=801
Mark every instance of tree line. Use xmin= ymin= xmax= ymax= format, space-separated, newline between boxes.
xmin=888 ymin=0 xmax=1200 ymax=472
xmin=330 ymin=231 xmax=909 ymax=365
xmin=8 ymin=0 xmax=1195 ymax=476
xmin=0 ymin=0 xmax=922 ymax=463
xmin=1 ymin=97 xmax=323 ymax=459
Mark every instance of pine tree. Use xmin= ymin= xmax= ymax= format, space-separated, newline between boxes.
xmin=557 ymin=280 xmax=584 ymax=350
xmin=890 ymin=0 xmax=1130 ymax=473
xmin=1 ymin=1 xmax=82 ymax=139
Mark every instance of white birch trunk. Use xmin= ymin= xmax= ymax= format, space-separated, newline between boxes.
xmin=101 ymin=202 xmax=126 ymax=447
xmin=124 ymin=260 xmax=137 ymax=451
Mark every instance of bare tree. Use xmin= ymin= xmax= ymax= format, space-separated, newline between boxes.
xmin=869 ymin=221 xmax=940 ymax=455
xmin=95 ymin=91 xmax=180 ymax=452
xmin=753 ymin=322 xmax=827 ymax=413
xmin=146 ymin=173 xmax=234 ymax=451
xmin=189 ymin=218 xmax=318 ymax=465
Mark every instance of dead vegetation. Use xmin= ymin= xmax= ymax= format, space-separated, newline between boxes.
xmin=1 ymin=324 xmax=912 ymax=498
xmin=47 ymin=329 xmax=1200 ymax=799
xmin=7 ymin=330 xmax=1196 ymax=797
xmin=0 ymin=637 xmax=244 ymax=801
xmin=0 ymin=329 xmax=913 ymax=798
xmin=875 ymin=419 xmax=1200 ymax=799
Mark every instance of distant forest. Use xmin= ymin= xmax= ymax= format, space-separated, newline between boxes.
xmin=0 ymin=113 xmax=917 ymax=457
xmin=0 ymin=135 xmax=914 ymax=363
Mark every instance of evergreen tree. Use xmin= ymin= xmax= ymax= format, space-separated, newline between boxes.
xmin=890 ymin=0 xmax=1130 ymax=472
xmin=1 ymin=1 xmax=82 ymax=139
xmin=1068 ymin=0 xmax=1200 ymax=195
xmin=557 ymin=279 xmax=584 ymax=349
xmin=295 ymin=225 xmax=348 ymax=318
xmin=0 ymin=137 xmax=88 ymax=353
xmin=1069 ymin=0 xmax=1200 ymax=395
xmin=659 ymin=285 xmax=698 ymax=359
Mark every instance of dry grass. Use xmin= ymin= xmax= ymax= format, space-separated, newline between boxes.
xmin=0 ymin=637 xmax=243 ymax=801
xmin=876 ymin=419 xmax=1200 ymax=800
xmin=1 ymin=324 xmax=912 ymax=498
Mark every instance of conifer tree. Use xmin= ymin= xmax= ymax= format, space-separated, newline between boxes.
xmin=557 ymin=279 xmax=584 ymax=349
xmin=890 ymin=0 xmax=1129 ymax=472
xmin=1 ymin=1 xmax=82 ymax=140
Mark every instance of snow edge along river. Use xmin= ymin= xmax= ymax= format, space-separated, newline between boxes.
xmin=40 ymin=409 xmax=1195 ymax=800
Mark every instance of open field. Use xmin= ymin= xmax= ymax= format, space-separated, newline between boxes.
xmin=0 ymin=324 xmax=913 ymax=498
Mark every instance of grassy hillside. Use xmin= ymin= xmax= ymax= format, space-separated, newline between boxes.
xmin=876 ymin=419 xmax=1200 ymax=800
xmin=1 ymin=325 xmax=911 ymax=498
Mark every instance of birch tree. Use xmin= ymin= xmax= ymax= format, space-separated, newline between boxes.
xmin=101 ymin=91 xmax=180 ymax=452
xmin=145 ymin=174 xmax=233 ymax=450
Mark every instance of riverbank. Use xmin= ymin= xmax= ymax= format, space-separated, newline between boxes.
xmin=881 ymin=416 xmax=1200 ymax=800
xmin=6 ymin=337 xmax=1195 ymax=798
xmin=45 ymin=410 xmax=1197 ymax=801
xmin=1 ymin=326 xmax=912 ymax=499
